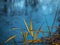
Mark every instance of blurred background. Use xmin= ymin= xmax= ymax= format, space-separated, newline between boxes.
xmin=0 ymin=0 xmax=60 ymax=45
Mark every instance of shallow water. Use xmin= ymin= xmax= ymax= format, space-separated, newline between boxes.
xmin=0 ymin=0 xmax=60 ymax=45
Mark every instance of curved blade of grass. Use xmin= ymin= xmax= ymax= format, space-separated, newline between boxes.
xmin=5 ymin=35 xmax=15 ymax=43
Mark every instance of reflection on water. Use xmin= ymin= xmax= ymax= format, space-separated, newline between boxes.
xmin=0 ymin=0 xmax=60 ymax=45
